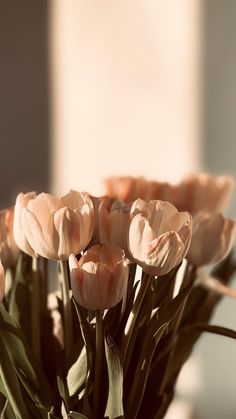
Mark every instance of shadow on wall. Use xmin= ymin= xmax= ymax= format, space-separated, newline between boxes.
xmin=0 ymin=0 xmax=50 ymax=208
xmin=203 ymin=0 xmax=236 ymax=215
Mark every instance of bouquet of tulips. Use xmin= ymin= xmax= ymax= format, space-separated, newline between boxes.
xmin=0 ymin=173 xmax=236 ymax=419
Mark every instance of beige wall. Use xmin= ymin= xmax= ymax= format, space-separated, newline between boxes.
xmin=50 ymin=0 xmax=201 ymax=196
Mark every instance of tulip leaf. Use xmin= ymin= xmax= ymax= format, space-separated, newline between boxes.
xmin=125 ymin=322 xmax=168 ymax=418
xmin=68 ymin=412 xmax=88 ymax=419
xmin=67 ymin=346 xmax=87 ymax=397
xmin=104 ymin=332 xmax=124 ymax=419
xmin=9 ymin=253 xmax=33 ymax=342
xmin=0 ymin=335 xmax=30 ymax=419
xmin=0 ymin=305 xmax=53 ymax=410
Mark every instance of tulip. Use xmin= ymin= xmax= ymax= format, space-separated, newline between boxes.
xmin=175 ymin=173 xmax=234 ymax=214
xmin=104 ymin=176 xmax=147 ymax=203
xmin=0 ymin=260 xmax=5 ymax=302
xmin=0 ymin=207 xmax=20 ymax=267
xmin=187 ymin=212 xmax=236 ymax=266
xmin=98 ymin=199 xmax=131 ymax=256
xmin=69 ymin=244 xmax=129 ymax=310
xmin=128 ymin=199 xmax=192 ymax=276
xmin=89 ymin=195 xmax=112 ymax=245
xmin=14 ymin=190 xmax=94 ymax=260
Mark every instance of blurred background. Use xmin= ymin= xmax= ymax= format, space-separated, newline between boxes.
xmin=0 ymin=1 xmax=236 ymax=417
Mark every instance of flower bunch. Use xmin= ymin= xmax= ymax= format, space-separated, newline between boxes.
xmin=0 ymin=173 xmax=235 ymax=419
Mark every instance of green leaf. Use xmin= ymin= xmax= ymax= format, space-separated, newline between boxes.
xmin=0 ymin=335 xmax=30 ymax=419
xmin=9 ymin=253 xmax=32 ymax=342
xmin=181 ymin=323 xmax=236 ymax=340
xmin=67 ymin=346 xmax=87 ymax=397
xmin=104 ymin=332 xmax=124 ymax=419
xmin=125 ymin=323 xmax=168 ymax=418
xmin=0 ymin=305 xmax=53 ymax=410
xmin=68 ymin=412 xmax=88 ymax=419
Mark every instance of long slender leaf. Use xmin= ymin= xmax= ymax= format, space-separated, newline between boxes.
xmin=67 ymin=347 xmax=87 ymax=397
xmin=104 ymin=333 xmax=124 ymax=419
xmin=0 ymin=305 xmax=53 ymax=410
xmin=0 ymin=335 xmax=30 ymax=419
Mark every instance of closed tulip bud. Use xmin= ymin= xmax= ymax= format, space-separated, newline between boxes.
xmin=0 ymin=260 xmax=5 ymax=302
xmin=187 ymin=212 xmax=236 ymax=266
xmin=0 ymin=207 xmax=20 ymax=267
xmin=128 ymin=199 xmax=192 ymax=276
xmin=69 ymin=244 xmax=129 ymax=310
xmin=98 ymin=199 xmax=131 ymax=256
xmin=14 ymin=191 xmax=94 ymax=260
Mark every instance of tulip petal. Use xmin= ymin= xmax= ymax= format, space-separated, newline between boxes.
xmin=14 ymin=193 xmax=36 ymax=257
xmin=21 ymin=208 xmax=56 ymax=259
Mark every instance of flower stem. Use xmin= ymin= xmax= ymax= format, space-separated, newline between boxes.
xmin=93 ymin=310 xmax=103 ymax=418
xmin=121 ymin=273 xmax=150 ymax=373
xmin=32 ymin=257 xmax=41 ymax=361
xmin=59 ymin=260 xmax=73 ymax=363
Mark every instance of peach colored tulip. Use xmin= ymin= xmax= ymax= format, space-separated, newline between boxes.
xmin=175 ymin=173 xmax=234 ymax=214
xmin=89 ymin=195 xmax=112 ymax=245
xmin=104 ymin=176 xmax=147 ymax=203
xmin=14 ymin=191 xmax=94 ymax=260
xmin=187 ymin=212 xmax=236 ymax=266
xmin=98 ymin=199 xmax=131 ymax=256
xmin=0 ymin=260 xmax=5 ymax=302
xmin=0 ymin=207 xmax=20 ymax=267
xmin=69 ymin=244 xmax=129 ymax=310
xmin=128 ymin=199 xmax=192 ymax=276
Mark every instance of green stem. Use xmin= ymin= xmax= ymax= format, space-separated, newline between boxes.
xmin=59 ymin=260 xmax=73 ymax=363
xmin=93 ymin=310 xmax=103 ymax=418
xmin=121 ymin=274 xmax=150 ymax=372
xmin=31 ymin=257 xmax=41 ymax=361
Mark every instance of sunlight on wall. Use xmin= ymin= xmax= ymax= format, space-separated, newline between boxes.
xmin=50 ymin=0 xmax=202 ymax=196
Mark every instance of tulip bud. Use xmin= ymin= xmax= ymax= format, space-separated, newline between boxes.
xmin=98 ymin=199 xmax=131 ymax=256
xmin=0 ymin=260 xmax=5 ymax=302
xmin=187 ymin=212 xmax=236 ymax=266
xmin=128 ymin=199 xmax=192 ymax=276
xmin=0 ymin=207 xmax=20 ymax=267
xmin=14 ymin=190 xmax=94 ymax=260
xmin=69 ymin=244 xmax=129 ymax=310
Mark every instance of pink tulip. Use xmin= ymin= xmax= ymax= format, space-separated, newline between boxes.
xmin=187 ymin=212 xmax=236 ymax=266
xmin=14 ymin=191 xmax=94 ymax=260
xmin=104 ymin=176 xmax=147 ymax=203
xmin=0 ymin=207 xmax=20 ymax=267
xmin=98 ymin=199 xmax=131 ymax=256
xmin=175 ymin=173 xmax=234 ymax=214
xmin=128 ymin=199 xmax=192 ymax=276
xmin=0 ymin=260 xmax=5 ymax=302
xmin=69 ymin=244 xmax=129 ymax=310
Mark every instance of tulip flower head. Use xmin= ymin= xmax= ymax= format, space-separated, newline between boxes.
xmin=176 ymin=173 xmax=234 ymax=214
xmin=98 ymin=199 xmax=131 ymax=256
xmin=69 ymin=244 xmax=129 ymax=310
xmin=104 ymin=176 xmax=147 ymax=203
xmin=0 ymin=207 xmax=20 ymax=267
xmin=0 ymin=260 xmax=5 ymax=302
xmin=128 ymin=199 xmax=192 ymax=276
xmin=14 ymin=191 xmax=94 ymax=260
xmin=187 ymin=212 xmax=236 ymax=266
